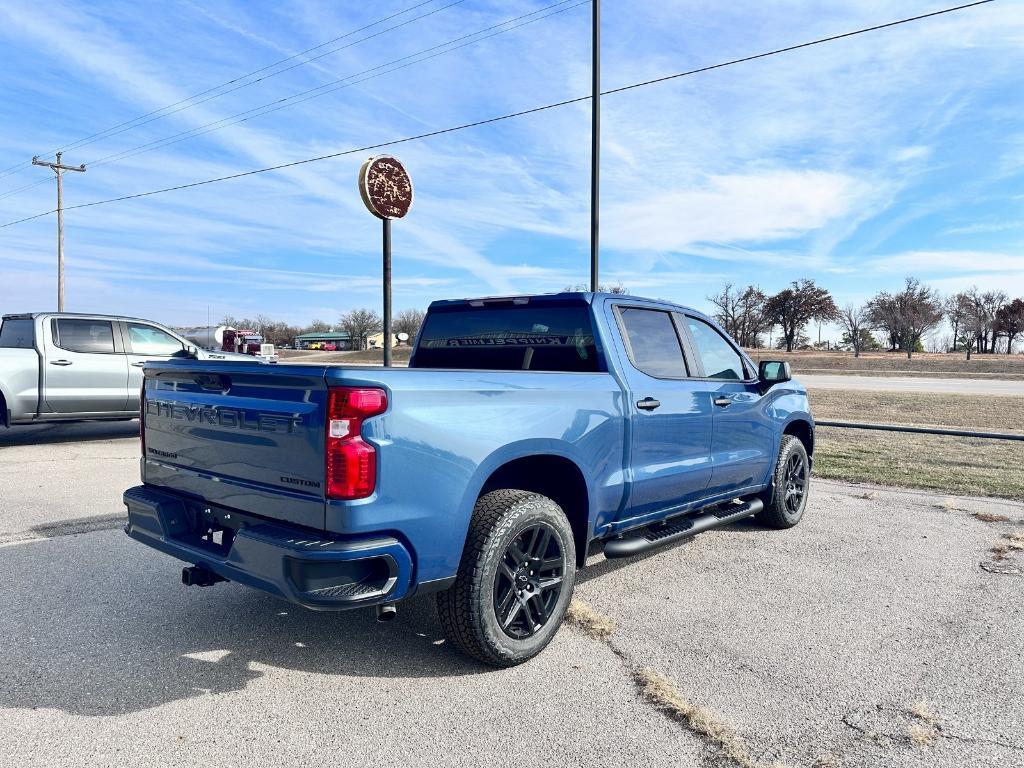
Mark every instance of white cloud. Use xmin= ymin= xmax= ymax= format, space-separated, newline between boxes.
xmin=602 ymin=170 xmax=866 ymax=252
xmin=867 ymin=250 xmax=1024 ymax=275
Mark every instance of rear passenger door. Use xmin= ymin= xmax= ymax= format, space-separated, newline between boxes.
xmin=43 ymin=317 xmax=130 ymax=413
xmin=611 ymin=304 xmax=713 ymax=517
xmin=678 ymin=315 xmax=774 ymax=496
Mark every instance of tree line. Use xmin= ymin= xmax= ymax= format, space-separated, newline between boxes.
xmin=221 ymin=279 xmax=1024 ymax=358
xmin=708 ymin=278 xmax=1024 ymax=359
xmin=222 ymin=308 xmax=425 ymax=349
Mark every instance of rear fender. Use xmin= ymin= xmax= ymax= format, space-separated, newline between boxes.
xmin=454 ymin=439 xmax=595 ymax=556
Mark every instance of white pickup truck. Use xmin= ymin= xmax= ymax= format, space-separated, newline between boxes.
xmin=0 ymin=312 xmax=251 ymax=426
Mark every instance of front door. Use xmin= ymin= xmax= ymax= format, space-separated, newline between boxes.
xmin=43 ymin=317 xmax=129 ymax=413
xmin=122 ymin=322 xmax=188 ymax=411
xmin=610 ymin=304 xmax=713 ymax=518
xmin=678 ymin=314 xmax=774 ymax=496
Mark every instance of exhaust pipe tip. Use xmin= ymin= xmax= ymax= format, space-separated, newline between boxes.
xmin=376 ymin=603 xmax=398 ymax=622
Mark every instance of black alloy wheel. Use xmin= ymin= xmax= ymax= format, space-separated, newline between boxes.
xmin=783 ymin=451 xmax=808 ymax=515
xmin=756 ymin=434 xmax=810 ymax=529
xmin=493 ymin=523 xmax=566 ymax=639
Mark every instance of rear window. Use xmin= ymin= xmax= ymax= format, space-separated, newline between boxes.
xmin=412 ymin=305 xmax=602 ymax=372
xmin=0 ymin=318 xmax=34 ymax=348
xmin=53 ymin=318 xmax=116 ymax=353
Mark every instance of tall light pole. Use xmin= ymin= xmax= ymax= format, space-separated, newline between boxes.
xmin=590 ymin=0 xmax=600 ymax=292
xmin=32 ymin=152 xmax=86 ymax=312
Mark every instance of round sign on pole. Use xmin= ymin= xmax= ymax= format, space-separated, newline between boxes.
xmin=359 ymin=155 xmax=413 ymax=220
xmin=396 ymin=332 xmax=409 ymax=342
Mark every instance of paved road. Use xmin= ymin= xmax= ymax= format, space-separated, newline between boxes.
xmin=800 ymin=373 xmax=1024 ymax=396
xmin=1 ymin=424 xmax=1022 ymax=767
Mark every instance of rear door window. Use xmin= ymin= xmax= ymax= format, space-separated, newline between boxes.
xmin=412 ymin=305 xmax=601 ymax=372
xmin=0 ymin=318 xmax=34 ymax=348
xmin=618 ymin=307 xmax=689 ymax=378
xmin=53 ymin=319 xmax=116 ymax=354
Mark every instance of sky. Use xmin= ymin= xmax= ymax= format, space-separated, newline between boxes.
xmin=0 ymin=0 xmax=1022 ymax=339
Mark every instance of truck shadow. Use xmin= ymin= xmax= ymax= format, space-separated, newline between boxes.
xmin=1 ymin=518 xmax=770 ymax=717
xmin=0 ymin=420 xmax=138 ymax=446
xmin=0 ymin=535 xmax=484 ymax=717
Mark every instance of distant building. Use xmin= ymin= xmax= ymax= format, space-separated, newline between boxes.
xmin=293 ymin=331 xmax=354 ymax=350
xmin=367 ymin=332 xmax=411 ymax=348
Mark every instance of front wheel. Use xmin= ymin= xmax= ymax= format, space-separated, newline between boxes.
xmin=437 ymin=489 xmax=576 ymax=667
xmin=757 ymin=435 xmax=810 ymax=529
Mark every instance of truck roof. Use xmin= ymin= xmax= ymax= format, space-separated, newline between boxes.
xmin=426 ymin=291 xmax=704 ymax=317
xmin=1 ymin=311 xmax=166 ymax=323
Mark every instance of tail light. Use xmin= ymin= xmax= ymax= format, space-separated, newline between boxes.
xmin=326 ymin=387 xmax=387 ymax=499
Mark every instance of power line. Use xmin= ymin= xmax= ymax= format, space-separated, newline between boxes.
xmin=0 ymin=0 xmax=994 ymax=231
xmin=0 ymin=0 xmax=584 ymax=204
xmin=0 ymin=0 xmax=465 ymax=181
xmin=76 ymin=0 xmax=587 ymax=173
xmin=0 ymin=176 xmax=53 ymax=202
xmin=0 ymin=0 xmax=585 ymax=205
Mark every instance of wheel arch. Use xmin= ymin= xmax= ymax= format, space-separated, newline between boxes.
xmin=473 ymin=451 xmax=592 ymax=568
xmin=783 ymin=418 xmax=815 ymax=459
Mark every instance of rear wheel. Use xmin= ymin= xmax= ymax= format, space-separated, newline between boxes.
xmin=437 ymin=489 xmax=576 ymax=667
xmin=757 ymin=435 xmax=810 ymax=529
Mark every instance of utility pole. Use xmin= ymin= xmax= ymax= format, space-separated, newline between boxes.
xmin=32 ymin=152 xmax=86 ymax=311
xmin=590 ymin=0 xmax=600 ymax=292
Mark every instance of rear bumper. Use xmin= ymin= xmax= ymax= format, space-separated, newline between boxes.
xmin=123 ymin=485 xmax=414 ymax=610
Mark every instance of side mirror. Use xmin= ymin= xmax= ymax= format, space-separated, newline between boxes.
xmin=758 ymin=360 xmax=791 ymax=384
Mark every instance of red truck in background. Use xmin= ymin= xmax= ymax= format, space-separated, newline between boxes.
xmin=178 ymin=325 xmax=266 ymax=356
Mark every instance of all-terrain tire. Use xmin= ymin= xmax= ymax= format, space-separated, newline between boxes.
xmin=436 ymin=489 xmax=576 ymax=667
xmin=757 ymin=435 xmax=810 ymax=529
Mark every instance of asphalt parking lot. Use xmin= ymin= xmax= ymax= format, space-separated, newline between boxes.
xmin=2 ymin=423 xmax=1022 ymax=768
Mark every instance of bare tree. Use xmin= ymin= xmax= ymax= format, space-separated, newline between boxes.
xmin=837 ymin=303 xmax=870 ymax=357
xmin=707 ymin=284 xmax=771 ymax=348
xmin=764 ymin=279 xmax=839 ymax=352
xmin=339 ymin=309 xmax=383 ymax=350
xmin=565 ymin=282 xmax=629 ymax=294
xmin=253 ymin=314 xmax=273 ymax=336
xmin=866 ymin=277 xmax=943 ymax=359
xmin=393 ymin=308 xmax=425 ymax=345
xmin=997 ymin=298 xmax=1024 ymax=354
xmin=944 ymin=294 xmax=971 ymax=352
xmin=980 ymin=290 xmax=1009 ymax=353
xmin=303 ymin=318 xmax=332 ymax=334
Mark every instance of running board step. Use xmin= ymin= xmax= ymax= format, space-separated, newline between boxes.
xmin=603 ymin=497 xmax=763 ymax=559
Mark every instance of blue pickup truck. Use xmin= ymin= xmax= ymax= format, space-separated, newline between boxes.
xmin=124 ymin=292 xmax=813 ymax=666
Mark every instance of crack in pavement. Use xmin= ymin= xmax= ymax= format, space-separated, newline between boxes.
xmin=567 ymin=598 xmax=793 ymax=768
xmin=841 ymin=706 xmax=1024 ymax=754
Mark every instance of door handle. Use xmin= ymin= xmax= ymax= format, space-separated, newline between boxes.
xmin=636 ymin=397 xmax=661 ymax=411
xmin=713 ymin=396 xmax=732 ymax=407
xmin=130 ymin=362 xmax=146 ymax=367
xmin=49 ymin=359 xmax=73 ymax=366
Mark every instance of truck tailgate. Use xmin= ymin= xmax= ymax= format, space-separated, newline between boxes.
xmin=141 ymin=361 xmax=329 ymax=529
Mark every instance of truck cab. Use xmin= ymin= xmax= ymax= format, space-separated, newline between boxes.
xmin=0 ymin=312 xmax=245 ymax=426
